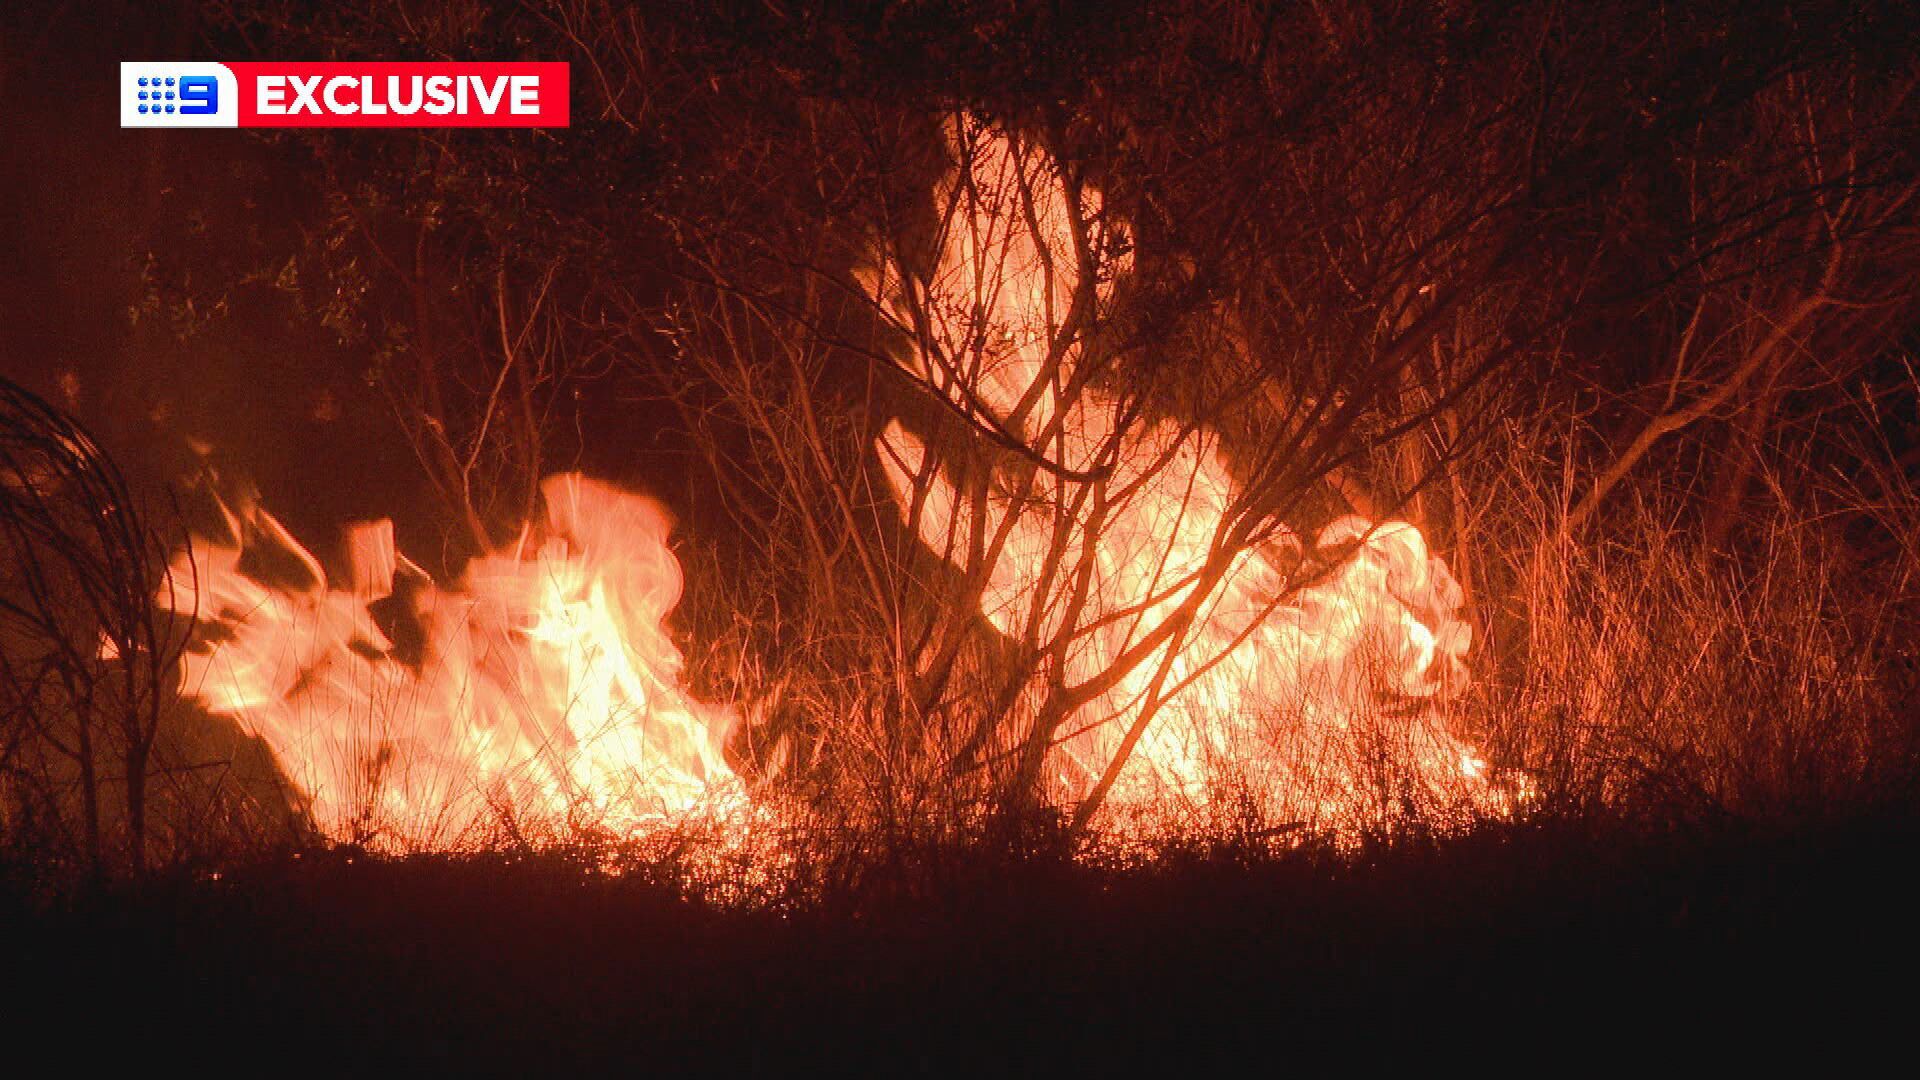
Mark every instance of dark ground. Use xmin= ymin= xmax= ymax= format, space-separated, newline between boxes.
xmin=5 ymin=816 xmax=1916 ymax=1072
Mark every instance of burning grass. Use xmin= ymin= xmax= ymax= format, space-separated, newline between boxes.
xmin=12 ymin=432 xmax=1913 ymax=902
xmin=4 ymin=4 xmax=1918 ymax=955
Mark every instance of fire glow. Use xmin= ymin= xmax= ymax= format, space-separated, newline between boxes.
xmin=869 ymin=120 xmax=1494 ymax=830
xmin=166 ymin=475 xmax=739 ymax=847
xmin=161 ymin=120 xmax=1501 ymax=850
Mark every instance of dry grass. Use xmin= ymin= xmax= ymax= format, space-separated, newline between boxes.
xmin=1467 ymin=436 xmax=1920 ymax=830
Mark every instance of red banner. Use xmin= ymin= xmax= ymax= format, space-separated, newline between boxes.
xmin=227 ymin=62 xmax=569 ymax=128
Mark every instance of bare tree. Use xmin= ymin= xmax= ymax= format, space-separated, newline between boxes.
xmin=1557 ymin=68 xmax=1920 ymax=545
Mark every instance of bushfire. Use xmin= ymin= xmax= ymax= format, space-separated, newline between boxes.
xmin=162 ymin=122 xmax=1500 ymax=849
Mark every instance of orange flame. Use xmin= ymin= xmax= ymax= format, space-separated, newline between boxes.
xmin=871 ymin=118 xmax=1497 ymax=831
xmin=166 ymin=474 xmax=740 ymax=848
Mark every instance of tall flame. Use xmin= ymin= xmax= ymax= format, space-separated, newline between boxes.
xmin=166 ymin=473 xmax=739 ymax=847
xmin=871 ymin=119 xmax=1495 ymax=830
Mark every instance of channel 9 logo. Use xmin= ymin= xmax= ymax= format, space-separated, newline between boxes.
xmin=121 ymin=63 xmax=240 ymax=127
xmin=134 ymin=75 xmax=217 ymax=115
xmin=120 ymin=61 xmax=569 ymax=129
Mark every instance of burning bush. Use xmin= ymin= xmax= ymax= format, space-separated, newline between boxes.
xmin=3 ymin=1 xmax=1918 ymax=885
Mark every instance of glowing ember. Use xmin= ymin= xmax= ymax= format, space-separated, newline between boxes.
xmin=870 ymin=118 xmax=1496 ymax=831
xmin=165 ymin=473 xmax=740 ymax=848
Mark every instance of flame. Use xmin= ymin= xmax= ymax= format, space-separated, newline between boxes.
xmin=159 ymin=116 xmax=1504 ymax=852
xmin=871 ymin=118 xmax=1497 ymax=831
xmin=165 ymin=473 xmax=740 ymax=848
